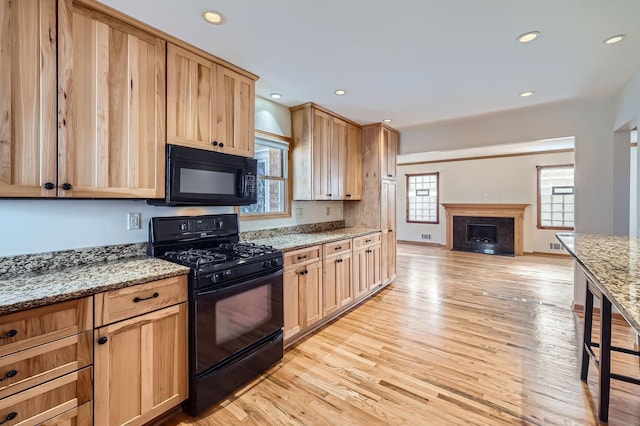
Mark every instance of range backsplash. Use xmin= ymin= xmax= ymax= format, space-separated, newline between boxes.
xmin=239 ymin=221 xmax=345 ymax=241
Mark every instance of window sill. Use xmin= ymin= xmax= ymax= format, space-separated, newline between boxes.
xmin=239 ymin=212 xmax=291 ymax=221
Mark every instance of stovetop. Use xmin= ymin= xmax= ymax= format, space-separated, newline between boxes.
xmin=149 ymin=214 xmax=283 ymax=287
xmin=161 ymin=242 xmax=281 ymax=275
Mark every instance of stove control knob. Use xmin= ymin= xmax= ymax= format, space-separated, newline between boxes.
xmin=263 ymin=260 xmax=272 ymax=268
xmin=179 ymin=223 xmax=187 ymax=232
xmin=212 ymin=273 xmax=223 ymax=283
xmin=223 ymin=270 xmax=232 ymax=277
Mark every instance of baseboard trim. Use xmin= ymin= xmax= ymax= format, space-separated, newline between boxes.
xmin=573 ymin=304 xmax=629 ymax=324
xmin=531 ymin=251 xmax=571 ymax=258
xmin=397 ymin=240 xmax=444 ymax=247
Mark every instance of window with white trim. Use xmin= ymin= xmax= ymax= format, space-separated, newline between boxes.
xmin=240 ymin=135 xmax=289 ymax=218
xmin=537 ymin=164 xmax=574 ymax=229
xmin=406 ymin=172 xmax=439 ymax=223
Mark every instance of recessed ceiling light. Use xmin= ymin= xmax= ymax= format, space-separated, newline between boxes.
xmin=520 ymin=91 xmax=535 ymax=97
xmin=334 ymin=89 xmax=347 ymax=96
xmin=203 ymin=10 xmax=226 ymax=25
xmin=383 ymin=119 xmax=392 ymax=123
xmin=270 ymin=93 xmax=282 ymax=99
xmin=516 ymin=31 xmax=540 ymax=43
xmin=604 ymin=34 xmax=625 ymax=45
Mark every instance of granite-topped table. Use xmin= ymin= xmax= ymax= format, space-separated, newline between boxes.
xmin=556 ymin=232 xmax=640 ymax=422
xmin=246 ymin=227 xmax=380 ymax=251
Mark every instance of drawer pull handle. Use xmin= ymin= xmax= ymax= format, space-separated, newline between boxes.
xmin=299 ymin=270 xmax=308 ymax=275
xmin=334 ymin=246 xmax=342 ymax=250
xmin=366 ymin=249 xmax=372 ymax=253
xmin=365 ymin=239 xmax=371 ymax=243
xmin=0 ymin=412 xmax=17 ymax=425
xmin=0 ymin=330 xmax=17 ymax=340
xmin=297 ymin=255 xmax=308 ymax=260
xmin=133 ymin=292 xmax=159 ymax=303
xmin=0 ymin=370 xmax=17 ymax=382
xmin=337 ymin=259 xmax=343 ymax=263
xmin=98 ymin=336 xmax=108 ymax=345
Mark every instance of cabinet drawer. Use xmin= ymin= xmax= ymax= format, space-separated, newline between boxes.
xmin=0 ymin=298 xmax=92 ymax=358
xmin=353 ymin=233 xmax=381 ymax=250
xmin=323 ymin=239 xmax=352 ymax=258
xmin=0 ymin=367 xmax=92 ymax=426
xmin=284 ymin=246 xmax=322 ymax=270
xmin=0 ymin=331 xmax=92 ymax=400
xmin=40 ymin=401 xmax=92 ymax=426
xmin=94 ymin=275 xmax=188 ymax=327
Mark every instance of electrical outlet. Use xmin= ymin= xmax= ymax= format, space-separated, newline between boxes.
xmin=325 ymin=206 xmax=330 ymax=216
xmin=421 ymin=233 xmax=431 ymax=240
xmin=296 ymin=208 xmax=303 ymax=218
xmin=127 ymin=213 xmax=141 ymax=230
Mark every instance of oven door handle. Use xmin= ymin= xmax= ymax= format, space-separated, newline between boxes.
xmin=198 ymin=267 xmax=283 ymax=296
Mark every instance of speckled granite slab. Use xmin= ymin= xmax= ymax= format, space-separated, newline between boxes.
xmin=239 ymin=221 xmax=345 ymax=241
xmin=556 ymin=232 xmax=640 ymax=332
xmin=247 ymin=227 xmax=380 ymax=251
xmin=0 ymin=243 xmax=148 ymax=275
xmin=0 ymin=257 xmax=189 ymax=315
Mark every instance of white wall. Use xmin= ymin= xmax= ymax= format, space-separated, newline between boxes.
xmin=397 ymin=150 xmax=574 ymax=253
xmin=0 ymin=97 xmax=343 ymax=256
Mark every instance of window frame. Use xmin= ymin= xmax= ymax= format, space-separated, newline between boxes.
xmin=238 ymin=130 xmax=291 ymax=220
xmin=406 ymin=172 xmax=440 ymax=224
xmin=536 ymin=164 xmax=575 ymax=230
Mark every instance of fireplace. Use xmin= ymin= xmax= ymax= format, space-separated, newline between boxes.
xmin=453 ymin=216 xmax=515 ymax=255
xmin=441 ymin=204 xmax=529 ymax=256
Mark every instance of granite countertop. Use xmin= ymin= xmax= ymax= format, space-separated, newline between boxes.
xmin=0 ymin=257 xmax=189 ymax=315
xmin=556 ymin=232 xmax=640 ymax=332
xmin=247 ymin=227 xmax=380 ymax=251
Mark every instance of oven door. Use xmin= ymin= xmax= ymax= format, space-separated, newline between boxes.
xmin=194 ymin=268 xmax=283 ymax=374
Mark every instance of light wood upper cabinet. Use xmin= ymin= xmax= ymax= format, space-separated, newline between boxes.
xmin=57 ymin=0 xmax=166 ymax=198
xmin=329 ymin=117 xmax=347 ymax=200
xmin=345 ymin=124 xmax=362 ymax=200
xmin=166 ymin=44 xmax=215 ymax=150
xmin=0 ymin=0 xmax=57 ymax=197
xmin=291 ymin=103 xmax=362 ymax=201
xmin=216 ymin=66 xmax=255 ymax=157
xmin=167 ymin=43 xmax=255 ymax=158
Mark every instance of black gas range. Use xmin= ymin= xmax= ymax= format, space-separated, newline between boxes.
xmin=148 ymin=214 xmax=284 ymax=416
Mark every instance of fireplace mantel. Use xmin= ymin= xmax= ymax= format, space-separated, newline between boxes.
xmin=441 ymin=203 xmax=529 ymax=255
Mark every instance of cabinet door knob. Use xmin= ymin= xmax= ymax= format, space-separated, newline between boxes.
xmin=61 ymin=183 xmax=72 ymax=191
xmin=98 ymin=336 xmax=108 ymax=345
xmin=328 ymin=194 xmax=332 ymax=197
xmin=43 ymin=182 xmax=55 ymax=190
xmin=0 ymin=330 xmax=17 ymax=339
xmin=0 ymin=370 xmax=17 ymax=382
xmin=0 ymin=412 xmax=17 ymax=425
xmin=219 ymin=142 xmax=224 ymax=148
xmin=387 ymin=174 xmax=393 ymax=178
xmin=212 ymin=141 xmax=218 ymax=146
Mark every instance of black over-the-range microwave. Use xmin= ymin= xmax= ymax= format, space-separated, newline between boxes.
xmin=148 ymin=144 xmax=258 ymax=206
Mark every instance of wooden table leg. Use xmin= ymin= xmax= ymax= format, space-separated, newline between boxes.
xmin=599 ymin=296 xmax=612 ymax=422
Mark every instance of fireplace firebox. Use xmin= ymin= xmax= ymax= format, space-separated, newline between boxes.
xmin=452 ymin=216 xmax=514 ymax=256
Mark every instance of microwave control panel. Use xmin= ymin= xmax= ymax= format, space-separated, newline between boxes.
xmin=244 ymin=175 xmax=256 ymax=196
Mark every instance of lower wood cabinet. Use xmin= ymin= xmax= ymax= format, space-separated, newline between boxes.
xmin=0 ymin=367 xmax=92 ymax=426
xmin=41 ymin=401 xmax=93 ymax=426
xmin=284 ymin=233 xmax=386 ymax=346
xmin=283 ymin=246 xmax=323 ymax=344
xmin=381 ymin=230 xmax=397 ymax=285
xmin=353 ymin=244 xmax=382 ymax=298
xmin=94 ymin=275 xmax=188 ymax=426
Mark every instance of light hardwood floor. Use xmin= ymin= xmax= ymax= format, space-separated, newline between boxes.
xmin=161 ymin=244 xmax=640 ymax=425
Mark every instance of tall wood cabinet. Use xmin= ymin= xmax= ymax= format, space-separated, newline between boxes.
xmin=291 ymin=103 xmax=362 ymax=200
xmin=344 ymin=123 xmax=398 ymax=285
xmin=167 ymin=43 xmax=255 ymax=158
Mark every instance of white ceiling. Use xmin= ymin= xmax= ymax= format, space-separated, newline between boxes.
xmin=99 ymin=0 xmax=640 ymax=131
